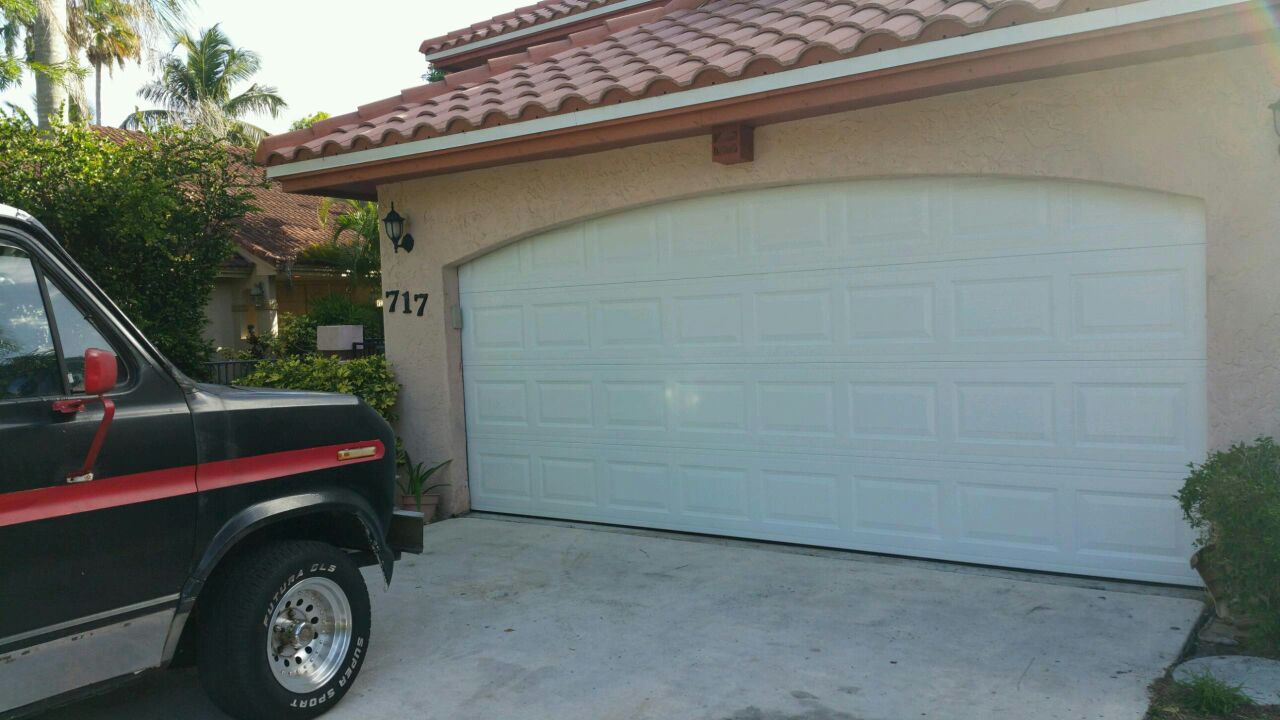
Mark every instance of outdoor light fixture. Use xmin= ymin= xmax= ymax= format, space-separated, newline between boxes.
xmin=248 ymin=282 xmax=266 ymax=309
xmin=382 ymin=204 xmax=415 ymax=254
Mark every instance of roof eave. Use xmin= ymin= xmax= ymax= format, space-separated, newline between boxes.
xmin=270 ymin=0 xmax=1267 ymax=199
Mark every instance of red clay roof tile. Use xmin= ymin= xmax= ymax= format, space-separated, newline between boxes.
xmin=420 ymin=0 xmax=639 ymax=55
xmin=261 ymin=0 xmax=1120 ymax=167
xmin=235 ymin=183 xmax=350 ymax=266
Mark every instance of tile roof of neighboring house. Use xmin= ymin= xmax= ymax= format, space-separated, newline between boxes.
xmin=236 ymin=183 xmax=346 ymax=266
xmin=420 ymin=0 xmax=637 ymax=55
xmin=92 ymin=125 xmax=142 ymax=145
xmin=92 ymin=126 xmax=344 ymax=266
xmin=259 ymin=0 xmax=1113 ymax=167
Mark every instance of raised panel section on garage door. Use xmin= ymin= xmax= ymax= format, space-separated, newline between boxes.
xmin=459 ymin=177 xmax=1207 ymax=584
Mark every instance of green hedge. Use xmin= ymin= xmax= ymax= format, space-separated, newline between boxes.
xmin=0 ymin=117 xmax=256 ymax=375
xmin=1178 ymin=437 xmax=1280 ymax=647
xmin=238 ymin=355 xmax=399 ymax=421
xmin=253 ymin=294 xmax=384 ymax=358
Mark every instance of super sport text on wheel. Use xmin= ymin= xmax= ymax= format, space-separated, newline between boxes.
xmin=197 ymin=541 xmax=372 ymax=720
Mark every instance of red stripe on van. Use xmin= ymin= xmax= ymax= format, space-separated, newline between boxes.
xmin=0 ymin=440 xmax=384 ymax=527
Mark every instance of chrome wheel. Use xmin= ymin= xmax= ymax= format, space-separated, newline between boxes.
xmin=266 ymin=577 xmax=352 ymax=693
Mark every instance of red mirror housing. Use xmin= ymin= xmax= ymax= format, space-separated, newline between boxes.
xmin=83 ymin=348 xmax=118 ymax=396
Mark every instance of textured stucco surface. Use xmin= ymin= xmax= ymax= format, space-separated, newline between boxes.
xmin=377 ymin=46 xmax=1280 ymax=516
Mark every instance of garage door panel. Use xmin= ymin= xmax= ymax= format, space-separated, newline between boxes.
xmin=539 ymin=456 xmax=599 ymax=508
xmin=463 ymin=245 xmax=1205 ymax=365
xmin=464 ymin=363 xmax=1204 ymax=469
xmin=530 ymin=302 xmax=592 ymax=349
xmin=466 ymin=436 xmax=1194 ymax=582
xmin=1075 ymin=491 xmax=1189 ymax=562
xmin=461 ymin=177 xmax=1205 ymax=583
xmin=673 ymin=293 xmax=745 ymax=346
xmin=459 ymin=179 xmax=1203 ymax=294
xmin=678 ymin=464 xmax=753 ymax=521
xmin=847 ymin=283 xmax=936 ymax=343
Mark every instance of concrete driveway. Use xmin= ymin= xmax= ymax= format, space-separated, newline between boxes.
xmin=39 ymin=516 xmax=1202 ymax=720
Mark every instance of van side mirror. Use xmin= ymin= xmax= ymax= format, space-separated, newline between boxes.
xmin=82 ymin=348 xmax=118 ymax=396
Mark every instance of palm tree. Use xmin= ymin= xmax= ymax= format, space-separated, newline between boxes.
xmin=0 ymin=1 xmax=37 ymax=91
xmin=31 ymin=0 xmax=68 ymax=127
xmin=125 ymin=24 xmax=285 ymax=144
xmin=303 ymin=201 xmax=381 ymax=287
xmin=70 ymin=0 xmax=142 ymax=125
xmin=22 ymin=0 xmax=187 ymax=127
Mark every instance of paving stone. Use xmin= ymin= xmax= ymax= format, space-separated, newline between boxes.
xmin=1174 ymin=655 xmax=1280 ymax=705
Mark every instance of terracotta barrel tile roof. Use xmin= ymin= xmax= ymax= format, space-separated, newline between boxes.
xmin=236 ymin=184 xmax=348 ymax=266
xmin=420 ymin=0 xmax=638 ymax=55
xmin=260 ymin=0 xmax=1105 ymax=167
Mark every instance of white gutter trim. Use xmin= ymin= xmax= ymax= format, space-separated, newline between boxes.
xmin=270 ymin=0 xmax=1247 ymax=181
xmin=424 ymin=0 xmax=657 ymax=63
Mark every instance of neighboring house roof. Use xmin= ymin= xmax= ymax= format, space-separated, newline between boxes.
xmin=236 ymin=182 xmax=345 ymax=266
xmin=420 ymin=0 xmax=639 ymax=56
xmin=257 ymin=0 xmax=1121 ymax=167
xmin=93 ymin=125 xmax=144 ymax=145
xmin=92 ymin=126 xmax=344 ymax=268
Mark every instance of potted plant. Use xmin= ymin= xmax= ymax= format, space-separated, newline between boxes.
xmin=397 ymin=452 xmax=452 ymax=523
xmin=1178 ymin=437 xmax=1280 ymax=646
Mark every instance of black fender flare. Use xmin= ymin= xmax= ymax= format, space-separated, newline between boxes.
xmin=160 ymin=489 xmax=393 ymax=664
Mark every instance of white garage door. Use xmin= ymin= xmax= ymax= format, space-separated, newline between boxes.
xmin=459 ymin=177 xmax=1206 ymax=584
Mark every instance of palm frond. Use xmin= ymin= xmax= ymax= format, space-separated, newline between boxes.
xmin=222 ymin=83 xmax=284 ymax=118
xmin=120 ymin=106 xmax=175 ymax=129
xmin=306 ymin=201 xmax=382 ymax=282
xmin=147 ymin=0 xmax=188 ymax=37
xmin=226 ymin=118 xmax=267 ymax=145
xmin=219 ymin=44 xmax=261 ymax=87
xmin=130 ymin=24 xmax=283 ymax=140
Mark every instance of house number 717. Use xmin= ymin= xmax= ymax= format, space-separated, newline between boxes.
xmin=385 ymin=290 xmax=428 ymax=317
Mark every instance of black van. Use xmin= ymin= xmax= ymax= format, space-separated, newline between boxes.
xmin=0 ymin=205 xmax=420 ymax=719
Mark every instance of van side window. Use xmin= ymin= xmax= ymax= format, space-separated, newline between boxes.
xmin=45 ymin=275 xmax=129 ymax=393
xmin=0 ymin=243 xmax=60 ymax=399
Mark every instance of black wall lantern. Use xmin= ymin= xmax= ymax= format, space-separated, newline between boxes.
xmin=383 ymin=204 xmax=415 ymax=254
xmin=1271 ymin=99 xmax=1280 ymax=155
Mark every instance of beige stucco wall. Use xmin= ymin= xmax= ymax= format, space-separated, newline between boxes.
xmin=377 ymin=45 xmax=1280 ymax=516
xmin=206 ymin=252 xmax=279 ymax=354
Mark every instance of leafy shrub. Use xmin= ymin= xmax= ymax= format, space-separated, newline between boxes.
xmin=259 ymin=294 xmax=383 ymax=358
xmin=238 ymin=355 xmax=399 ymax=421
xmin=308 ymin=293 xmax=383 ymax=337
xmin=1178 ymin=437 xmax=1280 ymax=647
xmin=267 ymin=313 xmax=321 ymax=358
xmin=0 ymin=116 xmax=257 ymax=375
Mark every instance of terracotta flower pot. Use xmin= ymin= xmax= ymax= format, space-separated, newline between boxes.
xmin=419 ymin=494 xmax=441 ymax=523
xmin=399 ymin=493 xmax=441 ymax=524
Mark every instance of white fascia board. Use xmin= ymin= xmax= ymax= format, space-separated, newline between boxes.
xmin=270 ymin=0 xmax=1247 ymax=181
xmin=424 ymin=0 xmax=657 ymax=63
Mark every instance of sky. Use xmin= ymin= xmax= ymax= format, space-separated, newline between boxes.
xmin=0 ymin=0 xmax=523 ymax=134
